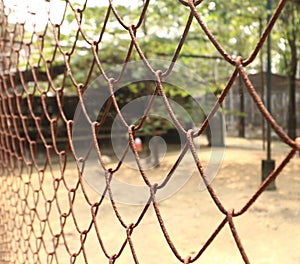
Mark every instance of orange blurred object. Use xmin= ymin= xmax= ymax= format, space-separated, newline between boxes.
xmin=134 ymin=137 xmax=142 ymax=152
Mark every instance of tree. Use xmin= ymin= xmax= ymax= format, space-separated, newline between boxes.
xmin=277 ymin=0 xmax=300 ymax=139
xmin=10 ymin=0 xmax=298 ymax=136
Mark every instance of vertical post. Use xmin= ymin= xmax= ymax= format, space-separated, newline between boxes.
xmin=259 ymin=18 xmax=266 ymax=151
xmin=152 ymin=136 xmax=160 ymax=167
xmin=238 ymin=73 xmax=245 ymax=138
xmin=262 ymin=0 xmax=276 ymax=190
xmin=266 ymin=0 xmax=272 ymax=161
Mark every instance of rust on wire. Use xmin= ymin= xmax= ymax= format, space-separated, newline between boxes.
xmin=0 ymin=0 xmax=298 ymax=263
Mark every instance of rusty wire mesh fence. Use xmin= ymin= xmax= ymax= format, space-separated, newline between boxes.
xmin=0 ymin=0 xmax=299 ymax=263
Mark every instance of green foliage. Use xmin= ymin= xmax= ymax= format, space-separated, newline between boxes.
xmin=275 ymin=1 xmax=300 ymax=76
xmin=224 ymin=109 xmax=247 ymax=118
xmin=15 ymin=0 xmax=299 ymax=134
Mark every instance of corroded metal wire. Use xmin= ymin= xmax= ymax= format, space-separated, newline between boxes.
xmin=0 ymin=0 xmax=298 ymax=263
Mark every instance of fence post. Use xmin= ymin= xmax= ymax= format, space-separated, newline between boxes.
xmin=261 ymin=0 xmax=276 ymax=190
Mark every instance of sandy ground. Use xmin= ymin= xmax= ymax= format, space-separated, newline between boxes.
xmin=11 ymin=136 xmax=300 ymax=263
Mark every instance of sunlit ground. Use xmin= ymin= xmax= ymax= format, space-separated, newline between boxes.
xmin=5 ymin=136 xmax=300 ymax=263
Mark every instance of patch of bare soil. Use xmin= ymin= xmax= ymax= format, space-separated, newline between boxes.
xmin=42 ymin=137 xmax=299 ymax=263
xmin=71 ymin=137 xmax=299 ymax=263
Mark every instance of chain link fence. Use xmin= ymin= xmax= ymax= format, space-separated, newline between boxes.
xmin=0 ymin=0 xmax=299 ymax=263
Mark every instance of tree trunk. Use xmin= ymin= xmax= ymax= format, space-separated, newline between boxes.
xmin=287 ymin=28 xmax=297 ymax=139
xmin=284 ymin=1 xmax=299 ymax=140
xmin=287 ymin=76 xmax=296 ymax=139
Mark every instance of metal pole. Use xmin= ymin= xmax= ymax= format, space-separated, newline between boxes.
xmin=262 ymin=0 xmax=276 ymax=190
xmin=259 ymin=18 xmax=266 ymax=151
xmin=266 ymin=0 xmax=272 ymax=160
xmin=238 ymin=73 xmax=245 ymax=138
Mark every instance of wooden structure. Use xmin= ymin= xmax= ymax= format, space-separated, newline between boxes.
xmin=225 ymin=72 xmax=300 ymax=136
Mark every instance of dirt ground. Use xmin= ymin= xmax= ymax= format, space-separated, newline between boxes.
xmin=61 ymin=136 xmax=300 ymax=263
xmin=26 ymin=136 xmax=300 ymax=263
